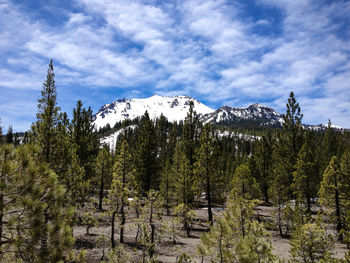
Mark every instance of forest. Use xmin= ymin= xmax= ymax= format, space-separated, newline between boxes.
xmin=1 ymin=61 xmax=350 ymax=263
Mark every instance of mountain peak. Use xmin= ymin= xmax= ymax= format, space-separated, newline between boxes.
xmin=93 ymin=95 xmax=214 ymax=129
xmin=248 ymin=103 xmax=267 ymax=108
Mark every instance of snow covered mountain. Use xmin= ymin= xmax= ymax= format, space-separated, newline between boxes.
xmin=201 ymin=103 xmax=284 ymax=127
xmin=93 ymin=95 xmax=214 ymax=130
xmin=94 ymin=95 xmax=342 ymax=131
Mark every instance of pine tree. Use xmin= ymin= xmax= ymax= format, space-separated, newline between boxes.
xmin=198 ymin=188 xmax=278 ymax=263
xmin=270 ymin=143 xmax=292 ymax=237
xmin=321 ymin=120 xmax=338 ymax=172
xmin=195 ymin=123 xmax=217 ymax=224
xmin=255 ymin=133 xmax=273 ymax=203
xmin=181 ymin=101 xmax=200 ymax=204
xmin=319 ymin=156 xmax=346 ymax=240
xmin=171 ymin=139 xmax=197 ymax=237
xmin=108 ymin=139 xmax=134 ymax=246
xmin=35 ymin=59 xmax=60 ymax=165
xmin=5 ymin=126 xmax=13 ymax=144
xmin=231 ymin=164 xmax=260 ymax=200
xmin=0 ymin=144 xmax=18 ymax=255
xmin=274 ymin=91 xmax=304 ymax=199
xmin=173 ymin=140 xmax=197 ymax=207
xmin=155 ymin=114 xmax=168 ymax=169
xmin=135 ymin=111 xmax=157 ymax=193
xmin=290 ymin=222 xmax=334 ymax=263
xmin=0 ymin=144 xmax=74 ymax=262
xmin=95 ymin=145 xmax=113 ymax=211
xmin=160 ymin=159 xmax=175 ymax=215
xmin=159 ymin=123 xmax=178 ymax=215
xmin=71 ymin=100 xmax=99 ymax=182
xmin=293 ymin=137 xmax=317 ymax=214
xmin=17 ymin=164 xmax=75 ymax=262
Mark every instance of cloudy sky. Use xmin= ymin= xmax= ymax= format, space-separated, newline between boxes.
xmin=1 ymin=0 xmax=350 ymax=132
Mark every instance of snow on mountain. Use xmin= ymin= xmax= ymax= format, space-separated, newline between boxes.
xmin=201 ymin=103 xmax=284 ymax=126
xmin=93 ymin=95 xmax=214 ymax=130
xmin=94 ymin=95 xmax=343 ymax=131
xmin=101 ymin=125 xmax=137 ymax=149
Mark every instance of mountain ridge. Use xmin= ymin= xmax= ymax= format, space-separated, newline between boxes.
xmin=93 ymin=95 xmax=341 ymax=130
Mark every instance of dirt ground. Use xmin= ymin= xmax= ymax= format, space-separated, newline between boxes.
xmin=73 ymin=204 xmax=348 ymax=262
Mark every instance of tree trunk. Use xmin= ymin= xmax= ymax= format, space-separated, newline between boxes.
xmin=166 ymin=174 xmax=170 ymax=216
xmin=111 ymin=210 xmax=117 ymax=248
xmin=149 ymin=201 xmax=155 ymax=258
xmin=207 ymin=173 xmax=213 ymax=224
xmin=99 ymin=171 xmax=104 ymax=211
xmin=263 ymin=180 xmax=269 ymax=203
xmin=120 ymin=203 xmax=125 ymax=243
xmin=334 ymin=174 xmax=343 ymax=240
xmin=0 ymin=194 xmax=3 ymax=252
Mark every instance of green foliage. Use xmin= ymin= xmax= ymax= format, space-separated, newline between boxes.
xmin=102 ymin=246 xmax=131 ymax=263
xmin=255 ymin=133 xmax=273 ymax=202
xmin=231 ymin=164 xmax=260 ymax=200
xmin=81 ymin=204 xmax=99 ymax=235
xmin=173 ymin=140 xmax=198 ymax=206
xmin=273 ymin=91 xmax=304 ymax=202
xmin=176 ymin=251 xmax=193 ymax=263
xmin=319 ymin=155 xmax=349 ymax=239
xmin=293 ymin=138 xmax=317 ymax=215
xmin=95 ymin=145 xmax=113 ymax=210
xmin=174 ymin=203 xmax=195 ymax=237
xmin=181 ymin=101 xmax=200 ymax=204
xmin=135 ymin=111 xmax=157 ymax=193
xmin=71 ymin=100 xmax=99 ymax=182
xmin=195 ymin=123 xmax=218 ymax=223
xmin=198 ymin=188 xmax=279 ymax=263
xmin=290 ymin=222 xmax=335 ymax=263
xmin=0 ymin=144 xmax=75 ymax=262
xmin=136 ymin=190 xmax=164 ymax=260
xmin=34 ymin=59 xmax=61 ymax=165
xmin=164 ymin=214 xmax=182 ymax=244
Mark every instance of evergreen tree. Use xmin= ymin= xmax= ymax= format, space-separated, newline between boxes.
xmin=181 ymin=101 xmax=200 ymax=204
xmin=319 ymin=156 xmax=347 ymax=240
xmin=5 ymin=126 xmax=13 ymax=144
xmin=160 ymin=159 xmax=175 ymax=215
xmin=71 ymin=100 xmax=99 ymax=182
xmin=0 ymin=144 xmax=18 ymax=255
xmin=231 ymin=164 xmax=260 ymax=200
xmin=108 ymin=139 xmax=134 ymax=246
xmin=35 ymin=59 xmax=60 ymax=165
xmin=159 ymin=123 xmax=178 ymax=215
xmin=321 ymin=120 xmax=338 ymax=172
xmin=173 ymin=141 xmax=197 ymax=207
xmin=0 ymin=144 xmax=74 ymax=262
xmin=290 ymin=222 xmax=334 ymax=263
xmin=135 ymin=111 xmax=157 ymax=193
xmin=155 ymin=114 xmax=168 ymax=169
xmin=195 ymin=123 xmax=217 ymax=224
xmin=274 ymin=91 xmax=304 ymax=199
xmin=255 ymin=133 xmax=273 ymax=203
xmin=293 ymin=137 xmax=317 ymax=214
xmin=95 ymin=145 xmax=113 ymax=211
xmin=198 ymin=188 xmax=278 ymax=263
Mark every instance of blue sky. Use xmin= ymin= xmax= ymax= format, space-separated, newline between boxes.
xmin=1 ymin=0 xmax=350 ymax=132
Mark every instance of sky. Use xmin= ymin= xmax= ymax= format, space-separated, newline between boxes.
xmin=0 ymin=0 xmax=350 ymax=132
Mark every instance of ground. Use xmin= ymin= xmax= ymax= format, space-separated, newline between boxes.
xmin=73 ymin=203 xmax=348 ymax=262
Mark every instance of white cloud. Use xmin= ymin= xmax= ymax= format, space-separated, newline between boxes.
xmin=0 ymin=0 xmax=350 ymax=129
